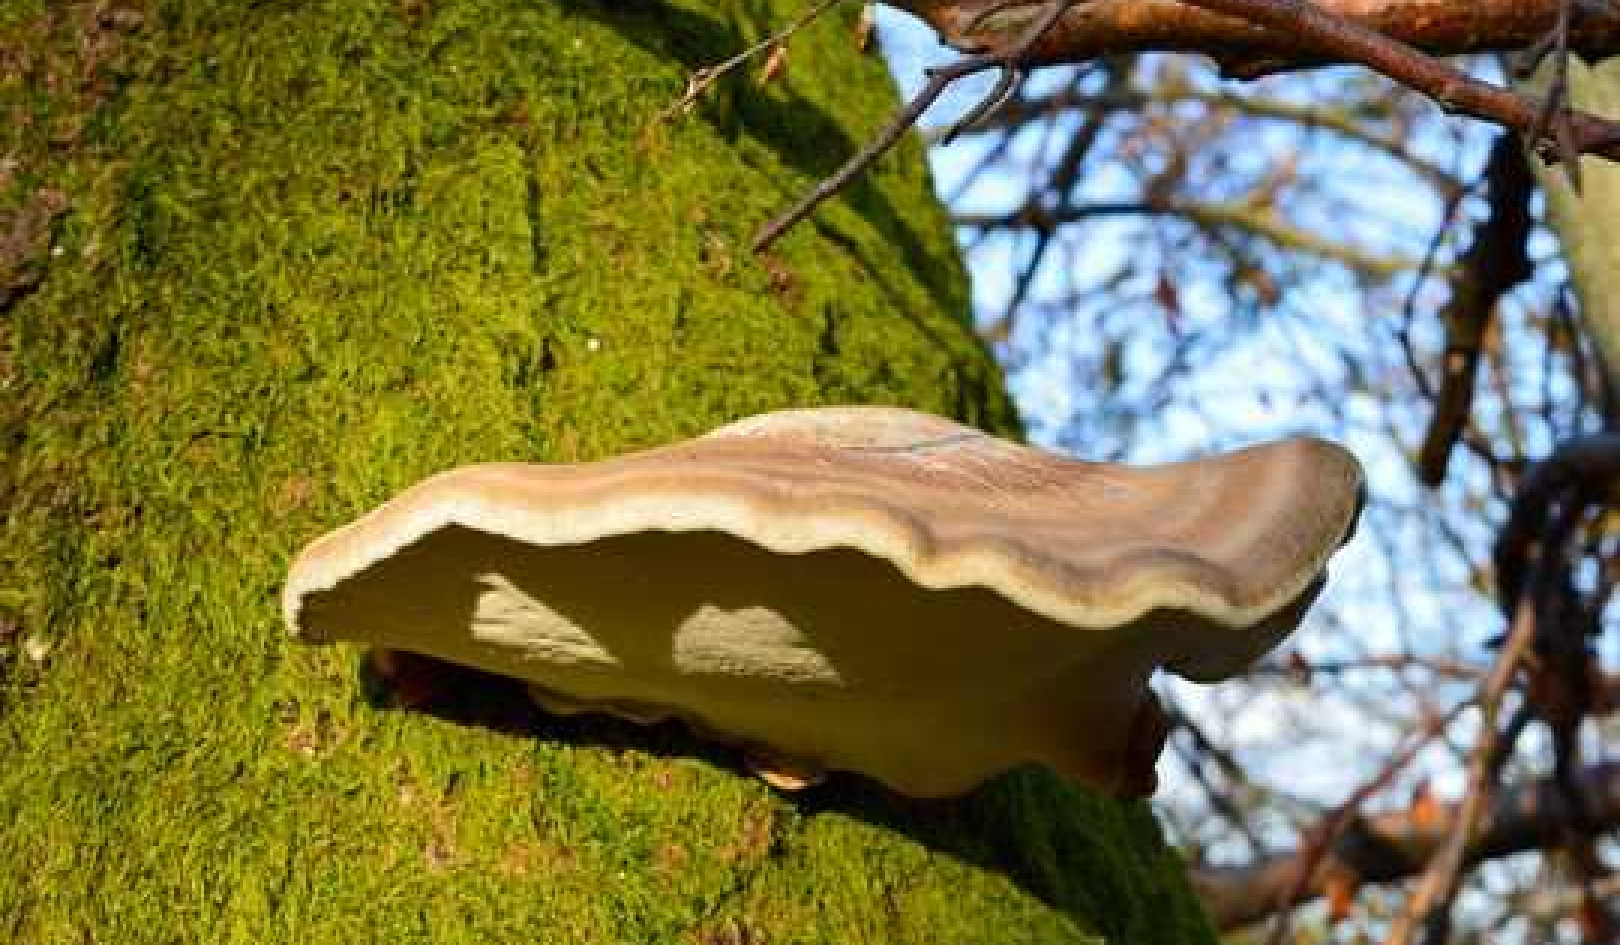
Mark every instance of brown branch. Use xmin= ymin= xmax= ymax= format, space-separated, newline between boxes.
xmin=758 ymin=0 xmax=1620 ymax=250
xmin=1202 ymin=0 xmax=1619 ymax=160
xmin=1193 ymin=759 xmax=1620 ymax=931
xmin=893 ymin=0 xmax=1620 ymax=163
xmin=1494 ymin=433 xmax=1620 ymax=614
xmin=892 ymin=0 xmax=1620 ymax=69
xmin=1416 ymin=134 xmax=1536 ymax=487
xmin=749 ymin=0 xmax=1619 ymax=249
xmin=1261 ymin=702 xmax=1461 ymax=945
xmin=1382 ymin=595 xmax=1538 ymax=945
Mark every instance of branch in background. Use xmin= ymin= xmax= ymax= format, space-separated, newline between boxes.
xmin=1394 ymin=405 xmax=1620 ymax=943
xmin=1260 ymin=702 xmax=1461 ymax=945
xmin=1163 ymin=699 xmax=1280 ymax=855
xmin=892 ymin=0 xmax=1620 ymax=70
xmin=894 ymin=0 xmax=1620 ymax=168
xmin=1383 ymin=594 xmax=1539 ymax=945
xmin=955 ymin=197 xmax=1415 ymax=277
xmin=753 ymin=0 xmax=1083 ymax=250
xmin=1193 ymin=760 xmax=1620 ymax=931
xmin=1384 ymin=425 xmax=1620 ymax=944
xmin=1416 ymin=134 xmax=1536 ymax=487
xmin=1494 ymin=433 xmax=1620 ymax=614
xmin=746 ymin=0 xmax=1620 ymax=250
xmin=1515 ymin=874 xmax=1620 ymax=929
xmin=938 ymin=84 xmax=1462 ymax=190
xmin=986 ymin=59 xmax=1134 ymax=342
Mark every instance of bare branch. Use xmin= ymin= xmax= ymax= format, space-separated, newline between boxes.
xmin=955 ymin=197 xmax=1417 ymax=276
xmin=895 ymin=0 xmax=1620 ymax=160
xmin=935 ymin=84 xmax=1462 ymax=190
xmin=1494 ymin=433 xmax=1620 ymax=614
xmin=754 ymin=0 xmax=1082 ymax=251
xmin=1382 ymin=595 xmax=1538 ymax=945
xmin=1261 ymin=703 xmax=1461 ymax=945
xmin=1194 ymin=760 xmax=1620 ymax=930
xmin=1416 ymin=134 xmax=1536 ymax=487
xmin=891 ymin=0 xmax=1620 ymax=69
xmin=1164 ymin=0 xmax=1620 ymax=162
xmin=657 ymin=0 xmax=854 ymax=123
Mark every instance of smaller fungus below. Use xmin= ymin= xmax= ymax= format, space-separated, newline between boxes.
xmin=283 ymin=407 xmax=1363 ymax=799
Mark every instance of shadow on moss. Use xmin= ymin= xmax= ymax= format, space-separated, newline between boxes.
xmin=558 ymin=0 xmax=966 ymax=317
xmin=366 ymin=653 xmax=1211 ymax=944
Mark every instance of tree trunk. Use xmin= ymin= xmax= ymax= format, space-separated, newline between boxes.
xmin=0 ymin=1 xmax=1212 ymax=941
xmin=1522 ymin=57 xmax=1620 ymax=389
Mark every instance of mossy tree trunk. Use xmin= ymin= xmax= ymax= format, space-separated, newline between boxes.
xmin=0 ymin=2 xmax=1213 ymax=942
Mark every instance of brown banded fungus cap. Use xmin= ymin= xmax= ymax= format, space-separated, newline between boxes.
xmin=283 ymin=406 xmax=1363 ymax=798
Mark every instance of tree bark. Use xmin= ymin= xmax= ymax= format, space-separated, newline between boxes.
xmin=0 ymin=2 xmax=1212 ymax=942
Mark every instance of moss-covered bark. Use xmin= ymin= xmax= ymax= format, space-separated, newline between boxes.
xmin=0 ymin=2 xmax=1214 ymax=942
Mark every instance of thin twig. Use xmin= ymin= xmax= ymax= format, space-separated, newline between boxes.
xmin=1525 ymin=0 xmax=1582 ymax=188
xmin=755 ymin=0 xmax=1620 ymax=251
xmin=656 ymin=0 xmax=853 ymax=124
xmin=1262 ymin=701 xmax=1463 ymax=945
xmin=1196 ymin=755 xmax=1620 ymax=930
xmin=1381 ymin=596 xmax=1540 ymax=945
xmin=1172 ymin=0 xmax=1620 ymax=163
xmin=753 ymin=0 xmax=1081 ymax=251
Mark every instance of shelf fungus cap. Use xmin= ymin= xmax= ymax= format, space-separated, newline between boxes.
xmin=283 ymin=406 xmax=1363 ymax=798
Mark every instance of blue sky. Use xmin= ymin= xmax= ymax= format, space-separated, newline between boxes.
xmin=869 ymin=6 xmax=1581 ymax=813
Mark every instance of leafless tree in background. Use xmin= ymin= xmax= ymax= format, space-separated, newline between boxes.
xmin=724 ymin=2 xmax=1620 ymax=941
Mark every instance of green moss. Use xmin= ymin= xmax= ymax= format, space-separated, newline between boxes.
xmin=0 ymin=1 xmax=1212 ymax=942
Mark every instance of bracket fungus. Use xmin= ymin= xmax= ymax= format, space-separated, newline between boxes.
xmin=283 ymin=407 xmax=1363 ymax=798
